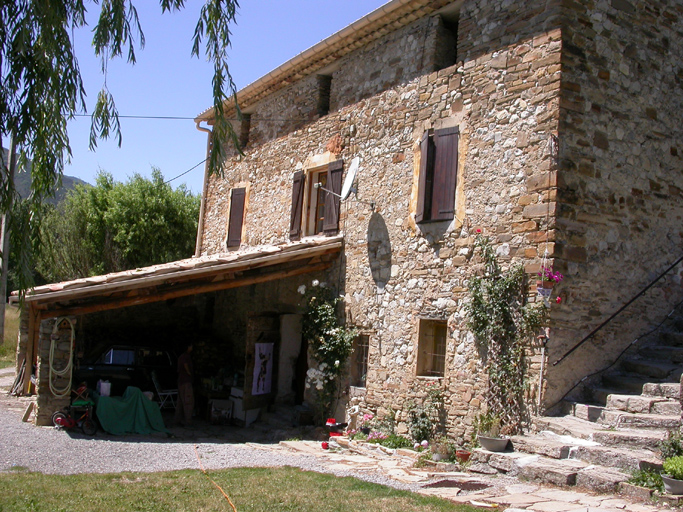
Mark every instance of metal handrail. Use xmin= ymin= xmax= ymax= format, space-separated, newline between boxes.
xmin=552 ymin=254 xmax=683 ymax=367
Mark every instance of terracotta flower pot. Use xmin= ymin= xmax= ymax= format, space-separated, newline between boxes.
xmin=455 ymin=449 xmax=471 ymax=462
xmin=536 ymin=279 xmax=555 ymax=289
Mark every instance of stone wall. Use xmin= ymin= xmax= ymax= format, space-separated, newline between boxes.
xmin=199 ymin=0 xmax=564 ymax=443
xmin=546 ymin=0 xmax=683 ymax=406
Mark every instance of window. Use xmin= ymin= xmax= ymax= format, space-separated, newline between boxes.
xmin=289 ymin=159 xmax=343 ymax=240
xmin=102 ymin=348 xmax=135 ymax=365
xmin=416 ymin=319 xmax=447 ymax=377
xmin=226 ymin=187 xmax=246 ymax=248
xmin=350 ymin=334 xmax=370 ymax=387
xmin=416 ymin=127 xmax=459 ymax=223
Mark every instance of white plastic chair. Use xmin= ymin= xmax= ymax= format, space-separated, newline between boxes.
xmin=151 ymin=371 xmax=178 ymax=410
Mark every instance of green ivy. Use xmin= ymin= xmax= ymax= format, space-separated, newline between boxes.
xmin=301 ymin=283 xmax=357 ymax=423
xmin=465 ymin=235 xmax=547 ymax=434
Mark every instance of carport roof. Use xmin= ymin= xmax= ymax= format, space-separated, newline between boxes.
xmin=13 ymin=236 xmax=342 ymax=318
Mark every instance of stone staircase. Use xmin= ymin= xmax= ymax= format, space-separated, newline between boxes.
xmin=469 ymin=312 xmax=683 ymax=495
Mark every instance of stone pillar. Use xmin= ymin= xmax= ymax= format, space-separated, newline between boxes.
xmin=35 ymin=317 xmax=76 ymax=426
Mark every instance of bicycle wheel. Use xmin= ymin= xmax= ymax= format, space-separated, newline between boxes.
xmin=82 ymin=418 xmax=97 ymax=436
xmin=52 ymin=411 xmax=68 ymax=429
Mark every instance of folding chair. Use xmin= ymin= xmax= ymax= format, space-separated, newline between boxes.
xmin=151 ymin=371 xmax=178 ymax=409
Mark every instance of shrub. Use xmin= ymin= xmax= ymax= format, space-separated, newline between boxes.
xmin=660 ymin=430 xmax=683 ymax=460
xmin=629 ymin=469 xmax=663 ymax=492
xmin=664 ymin=456 xmax=683 ymax=480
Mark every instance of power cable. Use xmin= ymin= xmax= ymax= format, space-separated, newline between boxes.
xmin=164 ymin=158 xmax=207 ymax=184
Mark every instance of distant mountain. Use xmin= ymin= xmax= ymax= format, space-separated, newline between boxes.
xmin=2 ymin=148 xmax=89 ymax=205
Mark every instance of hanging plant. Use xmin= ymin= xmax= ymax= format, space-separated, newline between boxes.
xmin=464 ymin=235 xmax=547 ymax=433
xmin=301 ymin=281 xmax=357 ymax=423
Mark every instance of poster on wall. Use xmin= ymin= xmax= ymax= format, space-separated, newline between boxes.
xmin=252 ymin=342 xmax=274 ymax=396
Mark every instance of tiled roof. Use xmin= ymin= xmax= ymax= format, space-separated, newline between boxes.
xmin=14 ymin=236 xmax=342 ymax=304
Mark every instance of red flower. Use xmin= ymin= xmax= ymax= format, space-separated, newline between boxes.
xmin=321 ymin=442 xmax=329 ymax=450
xmin=476 ymin=228 xmax=482 ymax=233
xmin=556 ymin=296 xmax=562 ymax=304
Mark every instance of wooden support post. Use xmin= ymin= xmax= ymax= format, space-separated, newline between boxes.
xmin=22 ymin=305 xmax=40 ymax=395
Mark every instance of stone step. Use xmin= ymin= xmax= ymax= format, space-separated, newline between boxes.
xmin=509 ymin=434 xmax=572 ymax=459
xmin=534 ymin=415 xmax=670 ymax=450
xmin=605 ymin=393 xmax=680 ymax=415
xmin=570 ymin=444 xmax=661 ymax=472
xmin=533 ymin=415 xmax=604 ymax=440
xmin=473 ymin=433 xmax=637 ymax=494
xmin=591 ymin=428 xmax=669 ymax=451
xmin=587 ymin=386 xmax=624 ymax=405
xmin=575 ymin=465 xmax=631 ymax=494
xmin=570 ymin=403 xmax=681 ymax=429
xmin=643 ymin=382 xmax=681 ymax=399
xmin=622 ymin=358 xmax=683 ymax=380
xmin=642 ymin=346 xmax=683 ymax=363
xmin=660 ymin=331 xmax=683 ymax=346
xmin=516 ymin=457 xmax=589 ymax=487
xmin=601 ymin=373 xmax=649 ymax=394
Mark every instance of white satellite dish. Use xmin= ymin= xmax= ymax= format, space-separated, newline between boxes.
xmin=341 ymin=157 xmax=360 ymax=200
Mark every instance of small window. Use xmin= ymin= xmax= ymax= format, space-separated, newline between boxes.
xmin=417 ymin=319 xmax=447 ymax=377
xmin=350 ymin=334 xmax=370 ymax=387
xmin=416 ymin=127 xmax=459 ymax=223
xmin=226 ymin=187 xmax=246 ymax=248
xmin=289 ymin=160 xmax=343 ymax=240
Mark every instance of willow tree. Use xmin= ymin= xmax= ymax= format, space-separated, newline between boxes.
xmin=0 ymin=1 xmax=241 ymax=300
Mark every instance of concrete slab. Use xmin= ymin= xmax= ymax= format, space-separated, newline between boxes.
xmin=527 ymin=501 xmax=588 ymax=512
xmin=486 ymin=493 xmax=552 ymax=506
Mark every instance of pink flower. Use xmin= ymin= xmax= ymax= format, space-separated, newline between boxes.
xmin=476 ymin=228 xmax=482 ymax=233
xmin=556 ymin=296 xmax=562 ymax=304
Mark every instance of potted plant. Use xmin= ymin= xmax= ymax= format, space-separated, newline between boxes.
xmin=474 ymin=412 xmax=509 ymax=452
xmin=662 ymin=456 xmax=683 ymax=494
xmin=536 ymin=267 xmax=563 ymax=299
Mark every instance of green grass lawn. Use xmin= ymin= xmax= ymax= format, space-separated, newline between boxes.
xmin=0 ymin=466 xmax=483 ymax=512
xmin=0 ymin=305 xmax=20 ymax=369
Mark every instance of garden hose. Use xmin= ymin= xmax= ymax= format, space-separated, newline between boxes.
xmin=49 ymin=317 xmax=75 ymax=398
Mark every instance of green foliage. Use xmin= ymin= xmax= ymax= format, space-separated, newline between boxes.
xmin=473 ymin=412 xmax=501 ymax=439
xmin=301 ymin=282 xmax=356 ymax=423
xmin=664 ymin=456 xmax=683 ymax=480
xmin=1 ymin=1 xmax=239 ymax=297
xmin=660 ymin=430 xmax=683 ymax=460
xmin=464 ymin=235 xmax=547 ymax=433
xmin=0 ymin=306 xmax=20 ymax=369
xmin=366 ymin=433 xmax=413 ymax=449
xmin=35 ymin=169 xmax=200 ymax=282
xmin=629 ymin=469 xmax=664 ymax=492
xmin=407 ymin=382 xmax=445 ymax=443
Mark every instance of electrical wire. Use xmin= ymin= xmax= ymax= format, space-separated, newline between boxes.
xmin=164 ymin=158 xmax=207 ymax=184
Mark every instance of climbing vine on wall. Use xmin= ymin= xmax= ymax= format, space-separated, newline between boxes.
xmin=465 ymin=235 xmax=547 ymax=433
xmin=301 ymin=281 xmax=357 ymax=423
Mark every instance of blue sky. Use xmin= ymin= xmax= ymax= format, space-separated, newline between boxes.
xmin=65 ymin=1 xmax=387 ymax=194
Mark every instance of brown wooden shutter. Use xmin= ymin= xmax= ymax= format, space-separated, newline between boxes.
xmin=289 ymin=171 xmax=305 ymax=241
xmin=226 ymin=187 xmax=246 ymax=248
xmin=322 ymin=159 xmax=343 ymax=235
xmin=416 ymin=131 xmax=434 ymax=223
xmin=431 ymin=127 xmax=458 ymax=221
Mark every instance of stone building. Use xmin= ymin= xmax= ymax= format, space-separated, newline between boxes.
xmin=193 ymin=0 xmax=683 ymax=439
xmin=14 ymin=0 xmax=683 ymax=439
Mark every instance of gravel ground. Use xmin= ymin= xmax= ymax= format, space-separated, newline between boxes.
xmin=0 ymin=370 xmax=427 ymax=492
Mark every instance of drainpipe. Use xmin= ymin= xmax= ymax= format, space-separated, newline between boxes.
xmin=194 ymin=121 xmax=212 ymax=257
